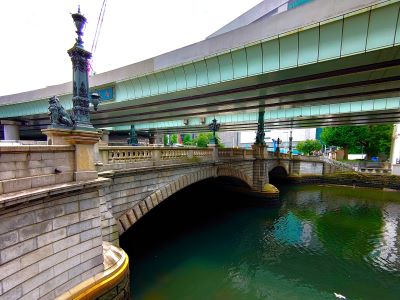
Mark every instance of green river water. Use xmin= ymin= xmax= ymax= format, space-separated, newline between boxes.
xmin=120 ymin=182 xmax=400 ymax=300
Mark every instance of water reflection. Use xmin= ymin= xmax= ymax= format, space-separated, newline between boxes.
xmin=123 ymin=184 xmax=400 ymax=300
xmin=369 ymin=203 xmax=400 ymax=272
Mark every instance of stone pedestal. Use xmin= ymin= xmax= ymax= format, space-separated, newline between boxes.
xmin=101 ymin=129 xmax=110 ymax=145
xmin=1 ymin=120 xmax=21 ymax=140
xmin=252 ymin=144 xmax=267 ymax=159
xmin=42 ymin=128 xmax=101 ymax=181
xmin=41 ymin=128 xmax=71 ymax=145
xmin=207 ymin=144 xmax=219 ymax=161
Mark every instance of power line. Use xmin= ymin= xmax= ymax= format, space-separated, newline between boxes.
xmin=90 ymin=0 xmax=107 ymax=74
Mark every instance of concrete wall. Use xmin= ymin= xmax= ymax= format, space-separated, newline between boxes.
xmin=0 ymin=184 xmax=104 ymax=300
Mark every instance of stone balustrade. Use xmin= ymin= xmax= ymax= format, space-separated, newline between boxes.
xmin=218 ymin=148 xmax=254 ymax=160
xmin=98 ymin=146 xmax=215 ymax=172
xmin=99 ymin=146 xmax=214 ymax=165
xmin=0 ymin=145 xmax=75 ymax=194
xmin=359 ymin=168 xmax=392 ymax=174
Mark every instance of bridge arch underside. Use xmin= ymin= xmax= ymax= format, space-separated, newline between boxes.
xmin=269 ymin=166 xmax=289 ymax=178
xmin=116 ymin=165 xmax=252 ymax=236
xmin=268 ymin=163 xmax=289 ymax=184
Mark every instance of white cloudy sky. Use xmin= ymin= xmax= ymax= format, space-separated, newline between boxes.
xmin=0 ymin=0 xmax=261 ymax=96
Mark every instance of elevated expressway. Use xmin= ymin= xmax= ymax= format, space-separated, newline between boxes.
xmin=1 ymin=0 xmax=400 ymax=137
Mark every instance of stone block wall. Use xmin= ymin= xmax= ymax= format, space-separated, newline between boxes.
xmin=298 ymin=161 xmax=323 ymax=175
xmin=0 ymin=146 xmax=75 ymax=194
xmin=0 ymin=185 xmax=104 ymax=299
xmin=286 ymin=173 xmax=400 ymax=190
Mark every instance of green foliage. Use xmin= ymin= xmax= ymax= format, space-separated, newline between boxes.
xmin=163 ymin=135 xmax=168 ymax=146
xmin=170 ymin=134 xmax=178 ymax=145
xmin=193 ymin=133 xmax=212 ymax=147
xmin=296 ymin=139 xmax=322 ymax=155
xmin=361 ymin=125 xmax=393 ymax=159
xmin=189 ymin=132 xmax=224 ymax=148
xmin=183 ymin=134 xmax=192 ymax=145
xmin=321 ymin=125 xmax=393 ymax=160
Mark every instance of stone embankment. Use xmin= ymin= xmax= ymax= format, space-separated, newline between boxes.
xmin=285 ymin=172 xmax=400 ymax=190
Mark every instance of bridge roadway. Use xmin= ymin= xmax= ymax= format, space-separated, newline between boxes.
xmin=0 ymin=143 xmax=335 ymax=299
xmin=1 ymin=0 xmax=400 ymax=139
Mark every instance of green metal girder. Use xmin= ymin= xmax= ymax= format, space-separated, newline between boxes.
xmin=110 ymin=96 xmax=400 ymax=131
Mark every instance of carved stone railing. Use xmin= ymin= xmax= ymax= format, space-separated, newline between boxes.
xmin=98 ymin=146 xmax=214 ymax=171
xmin=218 ymin=148 xmax=254 ymax=160
xmin=0 ymin=145 xmax=75 ymax=194
xmin=104 ymin=147 xmax=153 ymax=163
xmin=358 ymin=167 xmax=392 ymax=174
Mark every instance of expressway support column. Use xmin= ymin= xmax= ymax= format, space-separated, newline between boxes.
xmin=1 ymin=120 xmax=21 ymax=141
xmin=148 ymin=131 xmax=156 ymax=145
xmin=390 ymin=124 xmax=400 ymax=175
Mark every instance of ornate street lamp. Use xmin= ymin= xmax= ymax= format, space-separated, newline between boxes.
xmin=67 ymin=7 xmax=98 ymax=130
xmin=128 ymin=124 xmax=139 ymax=145
xmin=255 ymin=111 xmax=265 ymax=145
xmin=208 ymin=118 xmax=220 ymax=145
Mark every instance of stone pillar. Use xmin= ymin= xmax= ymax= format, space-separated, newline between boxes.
xmin=1 ymin=120 xmax=21 ymax=140
xmin=208 ymin=144 xmax=219 ymax=161
xmin=42 ymin=128 xmax=101 ymax=181
xmin=101 ymin=129 xmax=110 ymax=145
xmin=252 ymin=144 xmax=268 ymax=159
xmin=252 ymin=159 xmax=269 ymax=192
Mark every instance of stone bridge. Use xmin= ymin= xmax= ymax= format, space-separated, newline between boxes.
xmin=0 ymin=144 xmax=329 ymax=299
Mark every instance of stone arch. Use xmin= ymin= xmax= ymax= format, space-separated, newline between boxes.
xmin=117 ymin=165 xmax=251 ymax=234
xmin=268 ymin=165 xmax=289 ymax=179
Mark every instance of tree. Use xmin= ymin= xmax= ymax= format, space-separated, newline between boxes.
xmin=191 ymin=132 xmax=224 ymax=148
xmin=359 ymin=125 xmax=393 ymax=160
xmin=170 ymin=134 xmax=178 ymax=145
xmin=192 ymin=133 xmax=212 ymax=147
xmin=296 ymin=139 xmax=322 ymax=155
xmin=321 ymin=126 xmax=367 ymax=160
xmin=183 ymin=134 xmax=192 ymax=145
xmin=321 ymin=125 xmax=393 ymax=160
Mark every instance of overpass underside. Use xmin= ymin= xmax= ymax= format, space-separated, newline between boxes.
xmin=1 ymin=0 xmax=400 ymax=138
